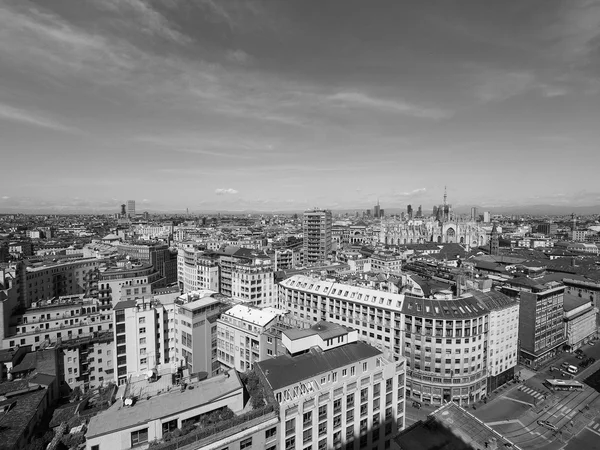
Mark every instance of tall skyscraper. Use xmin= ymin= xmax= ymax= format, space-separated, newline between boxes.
xmin=373 ymin=200 xmax=381 ymax=219
xmin=432 ymin=205 xmax=438 ymax=217
xmin=483 ymin=211 xmax=491 ymax=223
xmin=416 ymin=205 xmax=422 ymax=218
xmin=302 ymin=209 xmax=332 ymax=264
xmin=471 ymin=207 xmax=478 ymax=221
xmin=127 ymin=200 xmax=135 ymax=217
xmin=407 ymin=204 xmax=413 ymax=219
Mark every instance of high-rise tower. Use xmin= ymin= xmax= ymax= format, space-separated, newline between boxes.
xmin=127 ymin=200 xmax=135 ymax=217
xmin=302 ymin=209 xmax=332 ymax=264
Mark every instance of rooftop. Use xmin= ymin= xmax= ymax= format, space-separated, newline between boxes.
xmin=223 ymin=304 xmax=283 ymax=327
xmin=256 ymin=341 xmax=381 ymax=391
xmin=563 ymin=293 xmax=593 ymax=313
xmin=395 ymin=402 xmax=519 ymax=450
xmin=86 ymin=370 xmax=243 ymax=439
xmin=402 ymin=295 xmax=488 ymax=318
xmin=0 ymin=388 xmax=48 ymax=449
xmin=467 ymin=290 xmax=517 ymax=311
xmin=284 ymin=321 xmax=350 ymax=342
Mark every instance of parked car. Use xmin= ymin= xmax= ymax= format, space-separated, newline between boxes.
xmin=537 ymin=420 xmax=558 ymax=431
xmin=561 ymin=362 xmax=570 ymax=369
xmin=577 ymin=354 xmax=585 ymax=359
xmin=576 ymin=349 xmax=584 ymax=355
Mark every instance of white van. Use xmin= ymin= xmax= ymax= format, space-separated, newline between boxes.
xmin=567 ymin=365 xmax=578 ymax=374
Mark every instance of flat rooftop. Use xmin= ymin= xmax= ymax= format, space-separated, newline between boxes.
xmin=224 ymin=304 xmax=282 ymax=327
xmin=256 ymin=341 xmax=381 ymax=391
xmin=284 ymin=321 xmax=350 ymax=341
xmin=86 ymin=370 xmax=243 ymax=439
xmin=563 ymin=293 xmax=593 ymax=312
xmin=395 ymin=402 xmax=518 ymax=450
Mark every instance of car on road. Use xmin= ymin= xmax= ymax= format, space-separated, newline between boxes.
xmin=549 ymin=366 xmax=558 ymax=372
xmin=576 ymin=349 xmax=584 ymax=355
xmin=537 ymin=420 xmax=558 ymax=431
xmin=577 ymin=354 xmax=585 ymax=359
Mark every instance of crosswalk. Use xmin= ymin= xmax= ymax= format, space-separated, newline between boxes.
xmin=520 ymin=386 xmax=546 ymax=400
xmin=552 ymin=404 xmax=578 ymax=419
xmin=588 ymin=422 xmax=600 ymax=431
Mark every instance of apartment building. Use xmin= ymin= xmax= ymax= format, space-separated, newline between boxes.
xmin=303 ymin=209 xmax=333 ymax=265
xmin=401 ymin=296 xmax=490 ymax=406
xmin=116 ymin=242 xmax=177 ymax=285
xmin=256 ymin=322 xmax=405 ymax=450
xmin=278 ymin=275 xmax=404 ymax=358
xmin=98 ymin=261 xmax=165 ymax=310
xmin=174 ymin=291 xmax=226 ymax=376
xmin=231 ymin=259 xmax=276 ymax=306
xmin=86 ymin=369 xmax=280 ymax=450
xmin=563 ymin=294 xmax=596 ymax=350
xmin=113 ymin=290 xmax=180 ymax=385
xmin=369 ymin=249 xmax=404 ymax=274
xmin=468 ymin=290 xmax=520 ymax=392
xmin=1 ymin=295 xmax=112 ymax=351
xmin=177 ymin=246 xmax=220 ymax=293
xmin=502 ymin=277 xmax=566 ymax=369
xmin=563 ymin=277 xmax=600 ymax=326
xmin=17 ymin=257 xmax=101 ymax=307
xmin=216 ymin=304 xmax=287 ymax=373
xmin=58 ymin=330 xmax=114 ymax=394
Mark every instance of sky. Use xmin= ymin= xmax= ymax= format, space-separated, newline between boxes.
xmin=1 ymin=0 xmax=600 ymax=213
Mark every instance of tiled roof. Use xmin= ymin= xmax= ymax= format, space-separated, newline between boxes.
xmin=256 ymin=342 xmax=381 ymax=391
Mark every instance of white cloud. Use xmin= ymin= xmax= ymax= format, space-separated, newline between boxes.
xmin=475 ymin=71 xmax=535 ymax=102
xmin=1 ymin=196 xmax=9 ymax=200
xmin=0 ymin=102 xmax=75 ymax=132
xmin=215 ymin=188 xmax=238 ymax=195
xmin=328 ymin=92 xmax=451 ymax=119
xmin=89 ymin=0 xmax=191 ymax=45
xmin=226 ymin=49 xmax=252 ymax=64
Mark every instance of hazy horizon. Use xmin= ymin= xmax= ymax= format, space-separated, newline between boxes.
xmin=1 ymin=1 xmax=600 ymax=213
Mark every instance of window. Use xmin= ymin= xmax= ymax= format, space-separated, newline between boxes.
xmin=265 ymin=427 xmax=277 ymax=440
xmin=240 ymin=437 xmax=252 ymax=450
xmin=303 ymin=411 xmax=312 ymax=427
xmin=286 ymin=418 xmax=296 ymax=436
xmin=303 ymin=428 xmax=312 ymax=444
xmin=363 ymin=362 xmax=368 ymax=372
xmin=162 ymin=419 xmax=178 ymax=435
xmin=342 ymin=368 xmax=347 ymax=377
xmin=319 ymin=405 xmax=327 ymax=421
xmin=285 ymin=436 xmax=295 ymax=450
xmin=139 ymin=337 xmax=146 ymax=345
xmin=139 ymin=327 xmax=146 ymax=334
xmin=351 ymin=366 xmax=355 ymax=376
xmin=318 ymin=421 xmax=327 ymax=436
xmin=131 ymin=428 xmax=148 ymax=446
xmin=139 ymin=317 xmax=145 ymax=324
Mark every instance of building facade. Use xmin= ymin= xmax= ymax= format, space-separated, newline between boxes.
xmin=502 ymin=279 xmax=566 ymax=369
xmin=563 ymin=294 xmax=596 ymax=350
xmin=302 ymin=209 xmax=333 ymax=265
xmin=256 ymin=323 xmax=405 ymax=450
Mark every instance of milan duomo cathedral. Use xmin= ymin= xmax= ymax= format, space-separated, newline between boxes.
xmin=378 ymin=190 xmax=490 ymax=249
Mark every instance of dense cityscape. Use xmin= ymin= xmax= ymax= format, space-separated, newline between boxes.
xmin=3 ymin=1 xmax=600 ymax=450
xmin=1 ymin=197 xmax=600 ymax=450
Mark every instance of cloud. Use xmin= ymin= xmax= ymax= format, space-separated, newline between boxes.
xmin=226 ymin=49 xmax=252 ymax=64
xmin=328 ymin=92 xmax=451 ymax=119
xmin=475 ymin=71 xmax=536 ymax=102
xmin=397 ymin=188 xmax=427 ymax=197
xmin=215 ymin=188 xmax=239 ymax=195
xmin=1 ymin=196 xmax=9 ymax=200
xmin=0 ymin=102 xmax=75 ymax=132
xmin=89 ymin=0 xmax=191 ymax=45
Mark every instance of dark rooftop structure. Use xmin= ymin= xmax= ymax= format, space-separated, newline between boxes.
xmin=563 ymin=293 xmax=592 ymax=313
xmin=395 ymin=402 xmax=521 ymax=450
xmin=467 ymin=290 xmax=517 ymax=311
xmin=401 ymin=295 xmax=488 ymax=319
xmin=283 ymin=321 xmax=350 ymax=342
xmin=256 ymin=341 xmax=381 ymax=391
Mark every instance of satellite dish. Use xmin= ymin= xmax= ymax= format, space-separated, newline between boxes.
xmin=124 ymin=398 xmax=133 ymax=406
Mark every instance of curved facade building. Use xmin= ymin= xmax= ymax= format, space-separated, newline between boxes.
xmin=401 ymin=296 xmax=489 ymax=406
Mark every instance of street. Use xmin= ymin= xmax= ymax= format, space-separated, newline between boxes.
xmin=469 ymin=340 xmax=600 ymax=450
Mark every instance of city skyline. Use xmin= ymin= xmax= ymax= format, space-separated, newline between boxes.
xmin=1 ymin=1 xmax=600 ymax=213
